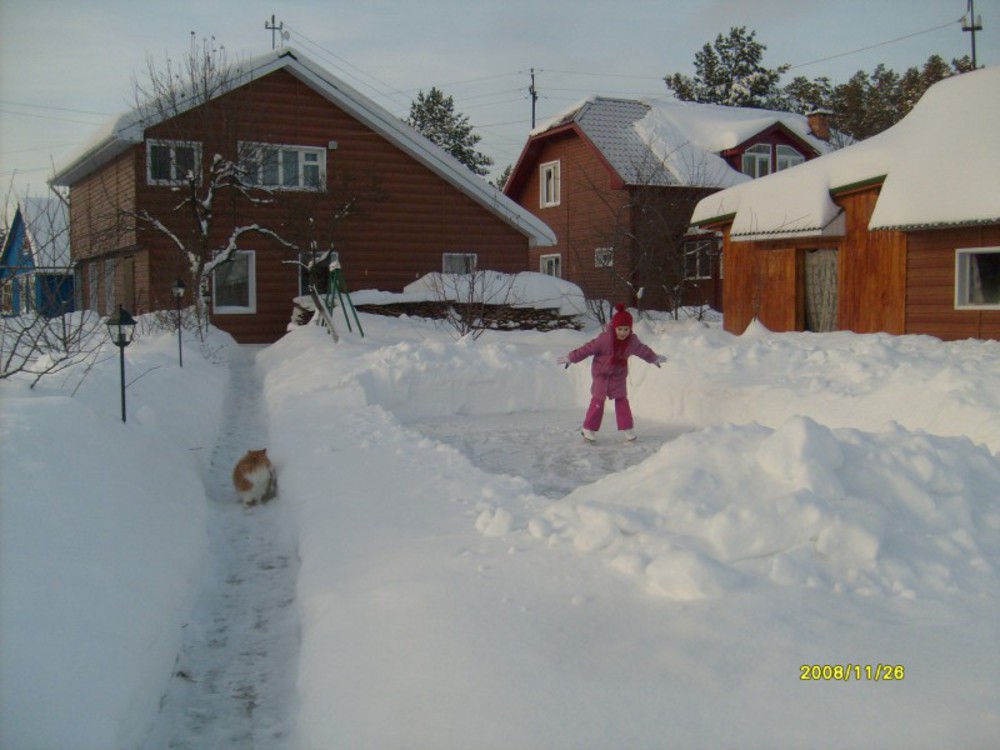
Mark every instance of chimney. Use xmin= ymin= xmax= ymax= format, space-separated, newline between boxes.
xmin=806 ymin=108 xmax=833 ymax=141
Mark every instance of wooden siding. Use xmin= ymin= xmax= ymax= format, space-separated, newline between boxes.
xmin=722 ymin=236 xmax=801 ymax=334
xmin=70 ymin=69 xmax=535 ymax=342
xmin=834 ymin=189 xmax=906 ymax=334
xmin=906 ymin=225 xmax=1000 ymax=340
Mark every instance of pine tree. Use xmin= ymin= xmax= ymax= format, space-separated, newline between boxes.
xmin=406 ymin=87 xmax=494 ymax=176
xmin=664 ymin=27 xmax=789 ymax=108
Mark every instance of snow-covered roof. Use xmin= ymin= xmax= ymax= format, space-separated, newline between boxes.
xmin=50 ymin=48 xmax=556 ymax=249
xmin=691 ymin=67 xmax=1000 ymax=238
xmin=531 ymin=95 xmax=832 ymax=189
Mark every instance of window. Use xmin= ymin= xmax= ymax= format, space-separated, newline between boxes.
xmin=595 ymin=248 xmax=614 ymax=268
xmin=684 ymin=239 xmax=716 ymax=280
xmin=213 ymin=250 xmax=256 ymax=314
xmin=776 ymin=145 xmax=804 ymax=171
xmin=104 ymin=257 xmax=117 ymax=312
xmin=241 ymin=142 xmax=326 ymax=190
xmin=540 ymin=161 xmax=560 ymax=207
xmin=443 ymin=252 xmax=477 ymax=274
xmin=540 ymin=254 xmax=562 ymax=277
xmin=955 ymin=247 xmax=1000 ymax=308
xmin=147 ymin=140 xmax=200 ymax=185
xmin=741 ymin=144 xmax=771 ymax=178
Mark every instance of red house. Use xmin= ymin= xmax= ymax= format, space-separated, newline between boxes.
xmin=50 ymin=48 xmax=555 ymax=343
xmin=504 ymin=96 xmax=831 ymax=313
xmin=691 ymin=68 xmax=1000 ymax=341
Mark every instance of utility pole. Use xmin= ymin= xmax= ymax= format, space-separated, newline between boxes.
xmin=265 ymin=14 xmax=285 ymax=50
xmin=529 ymin=68 xmax=539 ymax=129
xmin=962 ymin=0 xmax=983 ymax=68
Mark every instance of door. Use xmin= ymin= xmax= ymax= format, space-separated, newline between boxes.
xmin=803 ymin=248 xmax=838 ymax=332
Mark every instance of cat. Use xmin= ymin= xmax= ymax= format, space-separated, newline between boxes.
xmin=232 ymin=449 xmax=277 ymax=508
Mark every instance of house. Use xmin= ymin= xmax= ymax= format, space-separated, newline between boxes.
xmin=1 ymin=197 xmax=74 ymax=317
xmin=49 ymin=48 xmax=555 ymax=343
xmin=691 ymin=67 xmax=1000 ymax=341
xmin=503 ymin=96 xmax=832 ymax=312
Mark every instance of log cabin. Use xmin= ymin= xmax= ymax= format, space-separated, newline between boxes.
xmin=50 ymin=48 xmax=555 ymax=343
xmin=691 ymin=68 xmax=1000 ymax=341
xmin=504 ymin=96 xmax=832 ymax=313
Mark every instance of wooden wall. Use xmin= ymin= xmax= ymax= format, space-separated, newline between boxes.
xmin=906 ymin=225 xmax=1000 ymax=340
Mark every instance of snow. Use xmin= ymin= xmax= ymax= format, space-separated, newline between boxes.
xmin=692 ymin=67 xmax=1000 ymax=236
xmin=3 ymin=278 xmax=1000 ymax=748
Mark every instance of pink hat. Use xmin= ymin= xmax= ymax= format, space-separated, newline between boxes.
xmin=611 ymin=303 xmax=633 ymax=329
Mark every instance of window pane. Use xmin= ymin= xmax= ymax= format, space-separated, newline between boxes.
xmin=175 ymin=146 xmax=195 ymax=179
xmin=150 ymin=145 xmax=172 ymax=181
xmin=262 ymin=149 xmax=279 ymax=186
xmin=282 ymin=150 xmax=299 ymax=187
xmin=971 ymin=253 xmax=1000 ymax=304
xmin=215 ymin=255 xmax=250 ymax=308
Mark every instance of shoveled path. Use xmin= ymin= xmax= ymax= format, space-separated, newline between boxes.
xmin=141 ymin=345 xmax=299 ymax=749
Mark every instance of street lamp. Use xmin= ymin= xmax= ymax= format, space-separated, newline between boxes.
xmin=106 ymin=305 xmax=137 ymax=424
xmin=172 ymin=279 xmax=186 ymax=367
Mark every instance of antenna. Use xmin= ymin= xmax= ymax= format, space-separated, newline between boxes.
xmin=265 ymin=14 xmax=285 ymax=50
xmin=529 ymin=68 xmax=539 ymax=129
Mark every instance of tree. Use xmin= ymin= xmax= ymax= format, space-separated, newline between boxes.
xmin=406 ymin=87 xmax=494 ymax=176
xmin=124 ymin=36 xmax=297 ymax=335
xmin=664 ymin=27 xmax=789 ymax=108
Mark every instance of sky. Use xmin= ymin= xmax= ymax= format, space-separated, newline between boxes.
xmin=1 ymin=0 xmax=996 ymax=210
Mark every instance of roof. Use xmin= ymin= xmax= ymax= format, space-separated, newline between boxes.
xmin=1 ymin=198 xmax=70 ymax=270
xmin=513 ymin=95 xmax=831 ymax=191
xmin=50 ymin=48 xmax=556 ymax=249
xmin=691 ymin=67 xmax=1000 ymax=239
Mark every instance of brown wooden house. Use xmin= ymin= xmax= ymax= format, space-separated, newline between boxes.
xmin=691 ymin=68 xmax=1000 ymax=341
xmin=503 ymin=96 xmax=832 ymax=313
xmin=50 ymin=48 xmax=555 ymax=343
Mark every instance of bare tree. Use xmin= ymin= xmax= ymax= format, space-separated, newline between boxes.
xmin=123 ymin=36 xmax=298 ymax=336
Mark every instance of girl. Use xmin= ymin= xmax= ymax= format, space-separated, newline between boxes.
xmin=557 ymin=304 xmax=665 ymax=442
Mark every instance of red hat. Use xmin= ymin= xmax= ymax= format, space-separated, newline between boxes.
xmin=611 ymin=303 xmax=633 ymax=329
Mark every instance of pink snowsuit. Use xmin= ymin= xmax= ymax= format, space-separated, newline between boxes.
xmin=567 ymin=328 xmax=660 ymax=431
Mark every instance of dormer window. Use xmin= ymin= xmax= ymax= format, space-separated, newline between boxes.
xmin=777 ymin=145 xmax=804 ymax=171
xmin=741 ymin=144 xmax=771 ymax=178
xmin=147 ymin=140 xmax=201 ymax=185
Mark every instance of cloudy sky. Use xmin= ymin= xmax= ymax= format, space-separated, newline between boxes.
xmin=1 ymin=0 xmax=995 ymax=207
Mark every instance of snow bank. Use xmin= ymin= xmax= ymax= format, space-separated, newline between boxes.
xmin=0 ymin=326 xmax=229 ymax=750
xmin=524 ymin=416 xmax=1000 ymax=602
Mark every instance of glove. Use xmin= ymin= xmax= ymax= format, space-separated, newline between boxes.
xmin=556 ymin=355 xmax=570 ymax=368
xmin=654 ymin=355 xmax=667 ymax=368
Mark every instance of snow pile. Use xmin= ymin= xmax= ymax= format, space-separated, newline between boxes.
xmin=0 ymin=326 xmax=229 ymax=750
xmin=351 ymin=270 xmax=588 ymax=317
xmin=523 ymin=416 xmax=1000 ymax=602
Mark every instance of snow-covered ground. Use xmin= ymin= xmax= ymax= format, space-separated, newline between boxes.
xmin=3 ymin=294 xmax=1000 ymax=748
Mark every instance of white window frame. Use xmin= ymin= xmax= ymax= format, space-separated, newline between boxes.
xmin=776 ymin=144 xmax=804 ymax=171
xmin=540 ymin=254 xmax=562 ymax=278
xmin=741 ymin=143 xmax=771 ymax=178
xmin=213 ymin=250 xmax=257 ymax=314
xmin=443 ymin=252 xmax=477 ymax=274
xmin=540 ymin=160 xmax=561 ymax=208
xmin=147 ymin=140 xmax=201 ymax=185
xmin=595 ymin=248 xmax=614 ymax=268
xmin=955 ymin=247 xmax=1000 ymax=309
xmin=240 ymin=142 xmax=327 ymax=191
xmin=683 ymin=239 xmax=716 ymax=280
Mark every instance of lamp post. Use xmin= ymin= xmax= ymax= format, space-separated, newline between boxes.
xmin=172 ymin=279 xmax=186 ymax=367
xmin=106 ymin=305 xmax=137 ymax=424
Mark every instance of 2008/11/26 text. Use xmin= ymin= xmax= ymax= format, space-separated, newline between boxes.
xmin=800 ymin=664 xmax=905 ymax=681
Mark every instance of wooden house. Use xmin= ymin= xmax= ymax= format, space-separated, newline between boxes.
xmin=1 ymin=198 xmax=74 ymax=317
xmin=691 ymin=68 xmax=1000 ymax=341
xmin=50 ymin=48 xmax=555 ymax=343
xmin=503 ymin=96 xmax=831 ymax=312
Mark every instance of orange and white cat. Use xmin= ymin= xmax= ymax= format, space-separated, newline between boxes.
xmin=232 ymin=449 xmax=277 ymax=507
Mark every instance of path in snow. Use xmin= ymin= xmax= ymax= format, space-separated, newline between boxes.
xmin=141 ymin=346 xmax=299 ymax=750
xmin=408 ymin=409 xmax=692 ymax=497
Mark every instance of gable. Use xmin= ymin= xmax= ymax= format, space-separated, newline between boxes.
xmin=50 ymin=48 xmax=554 ymax=249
